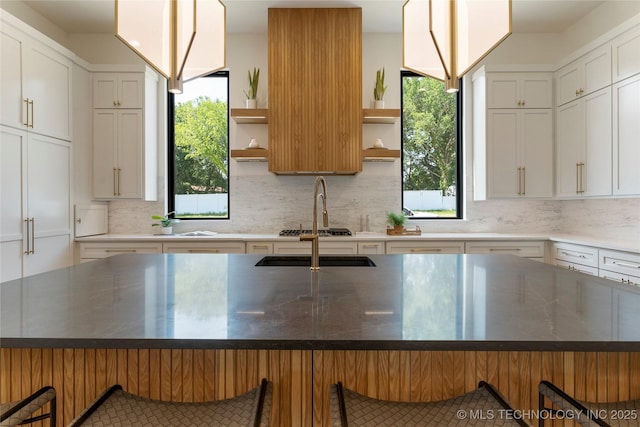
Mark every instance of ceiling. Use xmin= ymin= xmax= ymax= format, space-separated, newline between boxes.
xmin=19 ymin=0 xmax=607 ymax=35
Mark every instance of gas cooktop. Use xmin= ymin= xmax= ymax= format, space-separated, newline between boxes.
xmin=279 ymin=228 xmax=352 ymax=237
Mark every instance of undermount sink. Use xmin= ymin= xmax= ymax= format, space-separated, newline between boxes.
xmin=255 ymin=256 xmax=376 ymax=267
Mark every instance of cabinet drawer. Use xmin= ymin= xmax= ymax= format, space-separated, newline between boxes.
xmin=79 ymin=242 xmax=162 ymax=259
xmin=599 ymin=249 xmax=640 ymax=276
xmin=554 ymin=259 xmax=598 ymax=276
xmin=552 ymin=243 xmax=599 ymax=267
xmin=357 ymin=242 xmax=385 ymax=254
xmin=273 ymin=241 xmax=358 ymax=255
xmin=465 ymin=241 xmax=545 ymax=258
xmin=162 ymin=242 xmax=245 ymax=254
xmin=385 ymin=240 xmax=464 ymax=254
xmin=246 ymin=242 xmax=274 ymax=254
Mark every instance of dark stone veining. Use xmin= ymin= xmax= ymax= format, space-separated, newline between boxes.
xmin=1 ymin=253 xmax=639 ymax=351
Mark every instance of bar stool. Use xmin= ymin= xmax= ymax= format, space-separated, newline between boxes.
xmin=538 ymin=380 xmax=640 ymax=427
xmin=0 ymin=386 xmax=56 ymax=427
xmin=331 ymin=381 xmax=530 ymax=426
xmin=68 ymin=378 xmax=272 ymax=426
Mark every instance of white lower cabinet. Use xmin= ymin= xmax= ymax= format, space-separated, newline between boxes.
xmin=599 ymin=249 xmax=640 ymax=287
xmin=385 ymin=240 xmax=464 ymax=254
xmin=162 ymin=242 xmax=245 ymax=254
xmin=78 ymin=242 xmax=162 ymax=262
xmin=1 ymin=126 xmax=72 ymax=282
xmin=465 ymin=241 xmax=545 ymax=260
xmin=551 ymin=242 xmax=599 ymax=276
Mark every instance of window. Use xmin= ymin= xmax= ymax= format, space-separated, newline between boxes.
xmin=168 ymin=71 xmax=229 ymax=219
xmin=401 ymin=71 xmax=462 ymax=219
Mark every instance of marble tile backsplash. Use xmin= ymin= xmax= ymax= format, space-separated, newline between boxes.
xmin=108 ymin=177 xmax=638 ymax=241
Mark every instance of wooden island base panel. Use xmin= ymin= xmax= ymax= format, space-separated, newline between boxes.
xmin=2 ymin=254 xmax=640 ymax=426
xmin=2 ymin=348 xmax=639 ymax=426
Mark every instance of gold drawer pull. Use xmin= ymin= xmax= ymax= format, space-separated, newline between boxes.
xmin=410 ymin=248 xmax=442 ymax=253
xmin=489 ymin=248 xmax=521 ymax=252
xmin=105 ymin=249 xmax=137 ymax=253
xmin=187 ymin=249 xmax=220 ymax=253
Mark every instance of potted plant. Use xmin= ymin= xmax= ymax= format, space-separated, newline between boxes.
xmin=386 ymin=211 xmax=406 ymax=233
xmin=374 ymin=68 xmax=386 ymax=109
xmin=243 ymin=67 xmax=260 ymax=108
xmin=152 ymin=211 xmax=180 ymax=235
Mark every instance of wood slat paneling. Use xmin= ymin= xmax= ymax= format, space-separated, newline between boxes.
xmin=2 ymin=349 xmax=639 ymax=427
xmin=268 ymin=8 xmax=362 ymax=174
xmin=0 ymin=349 xmax=313 ymax=426
xmin=312 ymin=350 xmax=640 ymax=427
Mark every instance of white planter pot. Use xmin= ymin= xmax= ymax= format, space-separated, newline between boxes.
xmin=374 ymin=100 xmax=385 ymax=109
xmin=156 ymin=226 xmax=173 ymax=235
xmin=246 ymin=99 xmax=257 ymax=109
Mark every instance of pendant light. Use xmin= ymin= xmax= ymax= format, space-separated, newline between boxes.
xmin=403 ymin=0 xmax=511 ymax=92
xmin=115 ymin=0 xmax=226 ymax=94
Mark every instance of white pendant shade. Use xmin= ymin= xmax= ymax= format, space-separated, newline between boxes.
xmin=116 ymin=0 xmax=226 ymax=93
xmin=403 ymin=0 xmax=511 ymax=92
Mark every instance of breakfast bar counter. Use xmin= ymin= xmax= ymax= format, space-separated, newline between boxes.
xmin=2 ymin=253 xmax=640 ymax=426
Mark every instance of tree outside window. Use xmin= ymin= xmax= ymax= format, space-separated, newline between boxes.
xmin=402 ymin=71 xmax=461 ymax=219
xmin=169 ymin=72 xmax=229 ymax=219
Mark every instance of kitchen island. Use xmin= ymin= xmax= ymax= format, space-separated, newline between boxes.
xmin=2 ymin=253 xmax=640 ymax=426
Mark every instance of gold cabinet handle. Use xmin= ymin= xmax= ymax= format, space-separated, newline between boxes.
xmin=23 ymin=98 xmax=29 ymax=126
xmin=117 ymin=168 xmax=121 ymax=196
xmin=28 ymin=99 xmax=34 ymax=128
xmin=489 ymin=248 xmax=522 ymax=252
xmin=30 ymin=218 xmax=35 ymax=253
xmin=410 ymin=248 xmax=442 ymax=253
xmin=251 ymin=245 xmax=269 ymax=249
xmin=576 ymin=89 xmax=580 ymax=96
xmin=522 ymin=166 xmax=526 ymax=195
xmin=517 ymin=167 xmax=522 ymax=195
xmin=105 ymin=249 xmax=137 ymax=253
xmin=24 ymin=218 xmax=30 ymax=254
xmin=113 ymin=168 xmax=117 ymax=196
xmin=113 ymin=100 xmax=117 ymax=107
xmin=187 ymin=249 xmax=220 ymax=253
xmin=577 ymin=162 xmax=585 ymax=193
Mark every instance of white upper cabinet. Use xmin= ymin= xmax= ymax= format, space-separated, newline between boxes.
xmin=556 ymin=87 xmax=612 ymax=198
xmin=93 ymin=73 xmax=144 ymax=109
xmin=612 ymin=24 xmax=640 ymax=83
xmin=472 ymin=68 xmax=553 ymax=200
xmin=487 ymin=109 xmax=553 ymax=198
xmin=556 ymin=44 xmax=611 ymax=107
xmin=0 ymin=23 xmax=72 ymax=141
xmin=487 ymin=73 xmax=553 ymax=109
xmin=92 ymin=70 xmax=158 ymax=201
xmin=612 ymin=74 xmax=640 ymax=196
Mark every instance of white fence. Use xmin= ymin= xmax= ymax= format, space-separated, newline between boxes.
xmin=176 ymin=194 xmax=228 ymax=215
xmin=176 ymin=190 xmax=453 ymax=215
xmin=403 ymin=190 xmax=456 ymax=211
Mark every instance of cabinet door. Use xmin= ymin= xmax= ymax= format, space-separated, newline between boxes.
xmin=521 ymin=110 xmax=553 ymax=197
xmin=93 ymin=110 xmax=118 ymax=198
xmin=583 ymin=88 xmax=612 ymax=197
xmin=0 ymin=126 xmax=27 ymax=282
xmin=612 ymin=74 xmax=640 ymax=195
xmin=486 ymin=74 xmax=519 ymax=108
xmin=116 ymin=110 xmax=143 ymax=198
xmin=556 ymin=61 xmax=581 ymax=107
xmin=520 ymin=75 xmax=552 ymax=108
xmin=24 ymin=133 xmax=72 ymax=276
xmin=582 ymin=46 xmax=612 ymax=97
xmin=24 ymin=39 xmax=72 ymax=141
xmin=0 ymin=28 xmax=25 ymax=130
xmin=93 ymin=73 xmax=143 ymax=109
xmin=612 ymin=25 xmax=640 ymax=83
xmin=555 ymin=101 xmax=583 ymax=197
xmin=487 ymin=110 xmax=519 ymax=198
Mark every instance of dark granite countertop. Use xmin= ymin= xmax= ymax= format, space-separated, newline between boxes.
xmin=2 ymin=253 xmax=639 ymax=351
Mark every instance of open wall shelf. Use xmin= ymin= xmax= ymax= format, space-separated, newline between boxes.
xmin=362 ymin=108 xmax=400 ymax=124
xmin=230 ymin=108 xmax=269 ymax=124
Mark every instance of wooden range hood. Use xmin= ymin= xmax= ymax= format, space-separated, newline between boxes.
xmin=268 ymin=8 xmax=362 ymax=175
